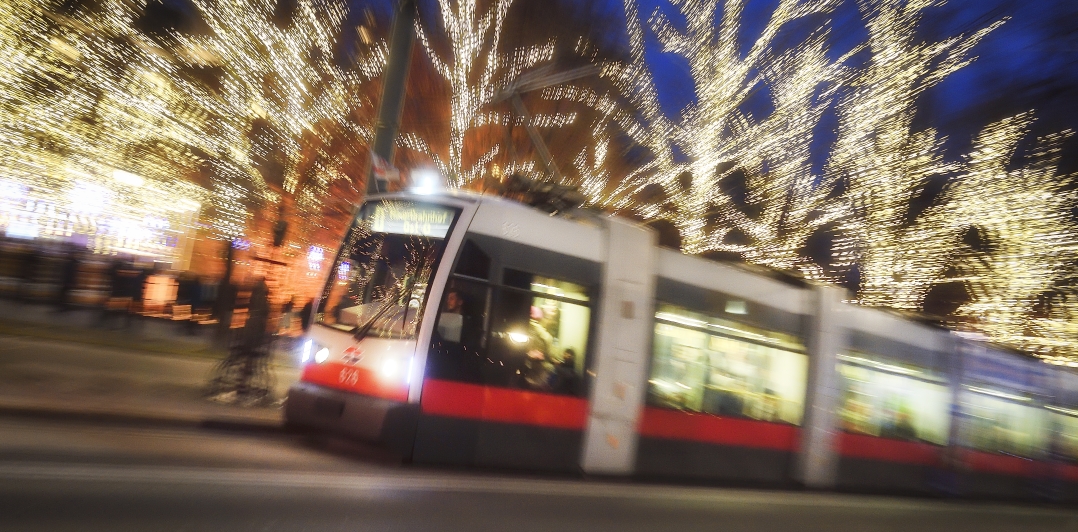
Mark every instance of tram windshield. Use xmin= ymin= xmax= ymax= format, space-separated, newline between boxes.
xmin=317 ymin=199 xmax=460 ymax=339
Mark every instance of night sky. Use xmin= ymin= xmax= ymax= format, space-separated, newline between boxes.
xmin=585 ymin=0 xmax=1078 ymax=166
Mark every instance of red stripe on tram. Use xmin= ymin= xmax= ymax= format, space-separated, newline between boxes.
xmin=301 ymin=362 xmax=409 ymax=402
xmin=963 ymin=450 xmax=1036 ymax=477
xmin=836 ymin=432 xmax=941 ymax=466
xmin=637 ymin=407 xmax=800 ymax=452
xmin=1059 ymin=463 xmax=1078 ymax=482
xmin=420 ymin=379 xmax=589 ymax=430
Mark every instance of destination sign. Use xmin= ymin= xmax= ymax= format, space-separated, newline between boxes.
xmin=366 ymin=201 xmax=455 ymax=238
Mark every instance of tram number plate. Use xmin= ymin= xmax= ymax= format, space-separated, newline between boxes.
xmin=314 ymin=397 xmax=345 ymax=418
xmin=339 ymin=368 xmax=361 ymax=387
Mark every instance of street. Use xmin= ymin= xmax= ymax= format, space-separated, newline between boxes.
xmin=2 ymin=331 xmax=1078 ymax=531
xmin=2 ymin=415 xmax=1077 ymax=532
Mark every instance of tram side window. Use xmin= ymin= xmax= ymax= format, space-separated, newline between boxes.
xmin=647 ymin=303 xmax=808 ymax=425
xmin=961 ymin=390 xmax=1049 ymax=458
xmin=486 ymin=271 xmax=591 ymax=395
xmin=1054 ymin=413 xmax=1078 ymax=462
xmin=426 ymin=258 xmax=592 ymax=396
xmin=427 ymin=239 xmax=493 ymax=383
xmin=836 ymin=353 xmax=950 ymax=445
xmin=427 ymin=277 xmax=491 ymax=383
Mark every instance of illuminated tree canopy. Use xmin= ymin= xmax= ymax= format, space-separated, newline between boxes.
xmin=0 ymin=0 xmax=1076 ymax=363
xmin=559 ymin=0 xmax=1077 ymax=363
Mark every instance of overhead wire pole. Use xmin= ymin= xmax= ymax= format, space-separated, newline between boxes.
xmin=492 ymin=65 xmax=598 ymax=183
xmin=508 ymin=93 xmax=564 ymax=183
xmin=367 ymin=0 xmax=417 ymax=195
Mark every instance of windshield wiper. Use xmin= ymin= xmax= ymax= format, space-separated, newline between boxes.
xmin=353 ymin=287 xmax=401 ymax=342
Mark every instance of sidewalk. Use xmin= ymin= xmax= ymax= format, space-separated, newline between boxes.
xmin=0 ymin=299 xmax=225 ymax=359
xmin=0 ymin=301 xmax=301 ymax=430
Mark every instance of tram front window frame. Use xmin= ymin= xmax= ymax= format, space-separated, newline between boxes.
xmin=316 ymin=199 xmax=462 ymax=340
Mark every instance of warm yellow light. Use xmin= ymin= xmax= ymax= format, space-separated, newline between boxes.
xmin=112 ymin=170 xmax=144 ymax=188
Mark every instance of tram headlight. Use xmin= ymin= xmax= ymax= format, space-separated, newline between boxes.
xmin=379 ymin=358 xmax=400 ymax=381
xmin=314 ymin=347 xmax=330 ymax=364
xmin=300 ymin=340 xmax=313 ymax=363
xmin=508 ymin=331 xmax=529 ymax=344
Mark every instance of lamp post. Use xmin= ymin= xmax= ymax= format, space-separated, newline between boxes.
xmin=367 ymin=0 xmax=417 ymax=195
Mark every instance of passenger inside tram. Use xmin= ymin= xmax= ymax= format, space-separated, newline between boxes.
xmin=521 ymin=306 xmax=555 ymax=389
xmin=547 ymin=348 xmax=580 ymax=394
xmin=436 ymin=289 xmax=465 ymax=343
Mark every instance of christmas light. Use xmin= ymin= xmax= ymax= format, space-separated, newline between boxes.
xmin=416 ymin=0 xmax=567 ymax=186
xmin=581 ymin=0 xmax=1078 ymax=363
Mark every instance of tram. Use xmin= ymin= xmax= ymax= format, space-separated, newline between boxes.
xmin=285 ymin=190 xmax=1078 ymax=499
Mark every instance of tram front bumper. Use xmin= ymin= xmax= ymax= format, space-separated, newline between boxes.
xmin=284 ymin=382 xmax=419 ymax=455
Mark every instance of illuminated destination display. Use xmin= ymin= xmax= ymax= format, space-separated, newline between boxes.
xmin=367 ymin=201 xmax=456 ymax=238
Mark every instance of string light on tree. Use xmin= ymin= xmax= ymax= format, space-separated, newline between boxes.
xmin=416 ymin=0 xmax=573 ymax=186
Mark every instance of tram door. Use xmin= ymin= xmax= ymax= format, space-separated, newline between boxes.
xmin=580 ymin=218 xmax=657 ymax=474
xmin=415 ymin=235 xmax=599 ymax=472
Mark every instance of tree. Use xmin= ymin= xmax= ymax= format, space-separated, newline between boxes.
xmin=173 ymin=0 xmax=386 ymax=239
xmin=828 ymin=0 xmax=1004 ymax=309
xmin=0 ymin=0 xmax=207 ymax=262
xmin=581 ymin=0 xmax=850 ymax=273
xmin=413 ymin=0 xmax=606 ymax=187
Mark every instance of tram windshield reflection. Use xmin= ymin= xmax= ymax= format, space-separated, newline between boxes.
xmin=318 ymin=200 xmax=460 ymax=339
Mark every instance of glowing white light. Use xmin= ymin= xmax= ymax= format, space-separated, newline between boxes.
xmin=5 ymin=220 xmax=38 ymax=239
xmin=724 ymin=300 xmax=747 ymax=315
xmin=68 ymin=182 xmax=110 ymax=215
xmin=112 ymin=169 xmax=144 ymax=188
xmin=379 ymin=358 xmax=400 ymax=381
xmin=410 ymin=169 xmax=443 ymax=195
xmin=307 ymin=246 xmax=324 ymax=271
xmin=508 ymin=331 xmax=529 ymax=344
xmin=314 ymin=347 xmax=329 ymax=364
xmin=965 ymin=385 xmax=1031 ymax=403
xmin=300 ymin=340 xmax=313 ymax=363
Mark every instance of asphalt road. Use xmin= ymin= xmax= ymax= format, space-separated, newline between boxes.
xmin=2 ymin=416 xmax=1078 ymax=532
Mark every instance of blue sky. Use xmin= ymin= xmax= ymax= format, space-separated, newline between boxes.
xmin=586 ymin=0 xmax=1077 ymax=161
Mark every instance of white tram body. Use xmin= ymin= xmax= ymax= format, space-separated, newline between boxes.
xmin=286 ymin=191 xmax=1078 ymax=498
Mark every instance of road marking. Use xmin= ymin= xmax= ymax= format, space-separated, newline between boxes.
xmin=0 ymin=461 xmax=1071 ymax=518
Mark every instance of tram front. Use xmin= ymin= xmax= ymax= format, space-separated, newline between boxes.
xmin=285 ymin=195 xmax=465 ymax=450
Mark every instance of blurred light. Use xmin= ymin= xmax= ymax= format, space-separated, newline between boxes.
xmin=410 ymin=169 xmax=444 ymax=195
xmin=300 ymin=339 xmax=313 ymax=363
xmin=314 ymin=347 xmax=329 ymax=364
xmin=724 ymin=300 xmax=747 ymax=315
xmin=508 ymin=331 xmax=529 ymax=344
xmin=379 ymin=358 xmax=400 ymax=381
xmin=5 ymin=220 xmax=38 ymax=239
xmin=112 ymin=169 xmax=144 ymax=188
xmin=307 ymin=246 xmax=324 ymax=271
xmin=965 ymin=385 xmax=1031 ymax=403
